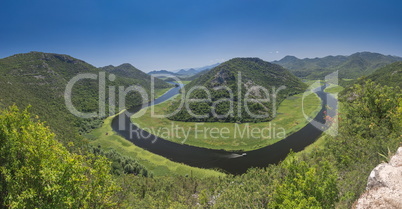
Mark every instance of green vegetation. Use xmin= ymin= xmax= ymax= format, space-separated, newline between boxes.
xmin=295 ymin=90 xmax=344 ymax=158
xmin=91 ymin=146 xmax=152 ymax=177
xmin=325 ymin=80 xmax=401 ymax=207
xmin=86 ymin=115 xmax=224 ymax=177
xmin=100 ymin=63 xmax=171 ymax=91
xmin=269 ymin=158 xmax=338 ymax=208
xmin=179 ymin=80 xmax=192 ymax=85
xmin=122 ymin=80 xmax=401 ymax=208
xmin=0 ymin=52 xmax=170 ymax=150
xmin=339 ymin=78 xmax=354 ymax=87
xmin=1 ymin=78 xmax=401 ymax=209
xmin=302 ymin=79 xmax=319 ymax=86
xmin=273 ymin=52 xmax=402 ymax=79
xmin=167 ymin=58 xmax=307 ymax=123
xmin=2 ymin=51 xmax=402 ymax=208
xmin=0 ymin=106 xmax=118 ymax=208
xmin=324 ymin=84 xmax=344 ymax=94
xmin=164 ymin=80 xmax=192 ymax=85
xmin=364 ymin=61 xmax=402 ymax=88
xmin=154 ymin=86 xmax=173 ymax=98
xmin=132 ymin=92 xmax=321 ymax=151
xmin=180 ymin=68 xmax=211 ymax=81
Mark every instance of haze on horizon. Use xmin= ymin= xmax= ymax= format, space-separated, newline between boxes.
xmin=1 ymin=0 xmax=401 ymax=72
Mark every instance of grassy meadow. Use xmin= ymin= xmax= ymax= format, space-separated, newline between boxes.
xmin=132 ymin=91 xmax=322 ymax=151
xmin=86 ymin=115 xmax=225 ymax=177
xmin=87 ymin=80 xmax=323 ymax=176
xmin=154 ymin=87 xmax=173 ymax=98
xmin=324 ymin=84 xmax=345 ymax=94
xmin=86 ymin=87 xmax=224 ymax=177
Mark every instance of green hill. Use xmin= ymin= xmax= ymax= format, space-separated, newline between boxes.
xmin=273 ymin=52 xmax=402 ymax=79
xmin=167 ymin=58 xmax=307 ymax=123
xmin=364 ymin=61 xmax=402 ymax=88
xmin=0 ymin=52 xmax=169 ymax=148
xmin=100 ymin=63 xmax=169 ymax=89
xmin=344 ymin=61 xmax=402 ymax=91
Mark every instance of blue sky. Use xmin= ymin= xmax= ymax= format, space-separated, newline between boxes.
xmin=1 ymin=0 xmax=401 ymax=72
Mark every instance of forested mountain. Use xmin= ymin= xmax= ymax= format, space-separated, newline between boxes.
xmin=2 ymin=76 xmax=401 ymax=208
xmin=364 ymin=61 xmax=402 ymax=88
xmin=273 ymin=52 xmax=402 ymax=79
xmin=100 ymin=63 xmax=170 ymax=89
xmin=1 ymin=52 xmax=401 ymax=208
xmin=167 ymin=58 xmax=307 ymax=122
xmin=181 ymin=68 xmax=210 ymax=81
xmin=0 ymin=52 xmax=169 ymax=148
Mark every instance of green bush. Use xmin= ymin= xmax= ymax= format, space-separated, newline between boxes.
xmin=0 ymin=106 xmax=119 ymax=208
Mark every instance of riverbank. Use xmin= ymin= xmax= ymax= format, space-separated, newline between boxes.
xmin=131 ymin=92 xmax=322 ymax=151
xmin=86 ymin=87 xmax=225 ymax=177
xmin=90 ymin=82 xmax=334 ymax=174
xmin=86 ymin=114 xmax=225 ymax=177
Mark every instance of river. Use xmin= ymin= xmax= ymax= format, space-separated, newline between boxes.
xmin=111 ymin=83 xmax=336 ymax=174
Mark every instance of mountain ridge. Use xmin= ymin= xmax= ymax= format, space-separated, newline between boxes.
xmin=148 ymin=63 xmax=220 ymax=76
xmin=100 ymin=63 xmax=170 ymax=89
xmin=0 ymin=51 xmax=169 ymax=149
xmin=167 ymin=57 xmax=307 ymax=123
xmin=354 ymin=61 xmax=402 ymax=88
xmin=273 ymin=52 xmax=402 ymax=79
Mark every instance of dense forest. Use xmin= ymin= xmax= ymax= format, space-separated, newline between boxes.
xmin=167 ymin=58 xmax=307 ymax=123
xmin=0 ymin=52 xmax=170 ymax=149
xmin=1 ymin=78 xmax=400 ymax=208
xmin=361 ymin=61 xmax=402 ymax=88
xmin=1 ymin=53 xmax=401 ymax=208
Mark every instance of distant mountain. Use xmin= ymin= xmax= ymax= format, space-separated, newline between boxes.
xmin=148 ymin=70 xmax=178 ymax=76
xmin=273 ymin=52 xmax=402 ymax=79
xmin=175 ymin=63 xmax=220 ymax=75
xmin=193 ymin=63 xmax=221 ymax=72
xmin=100 ymin=63 xmax=169 ymax=89
xmin=148 ymin=63 xmax=220 ymax=78
xmin=167 ymin=58 xmax=306 ymax=123
xmin=180 ymin=69 xmax=210 ymax=81
xmin=177 ymin=68 xmax=197 ymax=75
xmin=0 ymin=52 xmax=169 ymax=148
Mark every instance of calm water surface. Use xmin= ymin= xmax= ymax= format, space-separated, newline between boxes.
xmin=111 ymin=84 xmax=336 ymax=174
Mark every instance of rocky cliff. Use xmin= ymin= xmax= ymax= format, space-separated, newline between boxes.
xmin=353 ymin=147 xmax=402 ymax=209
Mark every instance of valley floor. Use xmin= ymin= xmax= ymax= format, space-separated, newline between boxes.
xmin=87 ymin=82 xmax=324 ymax=176
xmin=131 ymin=91 xmax=322 ymax=151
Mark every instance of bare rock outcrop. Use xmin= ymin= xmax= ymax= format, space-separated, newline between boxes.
xmin=353 ymin=147 xmax=402 ymax=209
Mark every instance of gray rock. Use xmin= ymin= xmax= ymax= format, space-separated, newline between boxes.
xmin=354 ymin=147 xmax=402 ymax=209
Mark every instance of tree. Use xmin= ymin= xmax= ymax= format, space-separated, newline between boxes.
xmin=324 ymin=80 xmax=402 ymax=206
xmin=269 ymin=156 xmax=338 ymax=209
xmin=0 ymin=105 xmax=119 ymax=208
